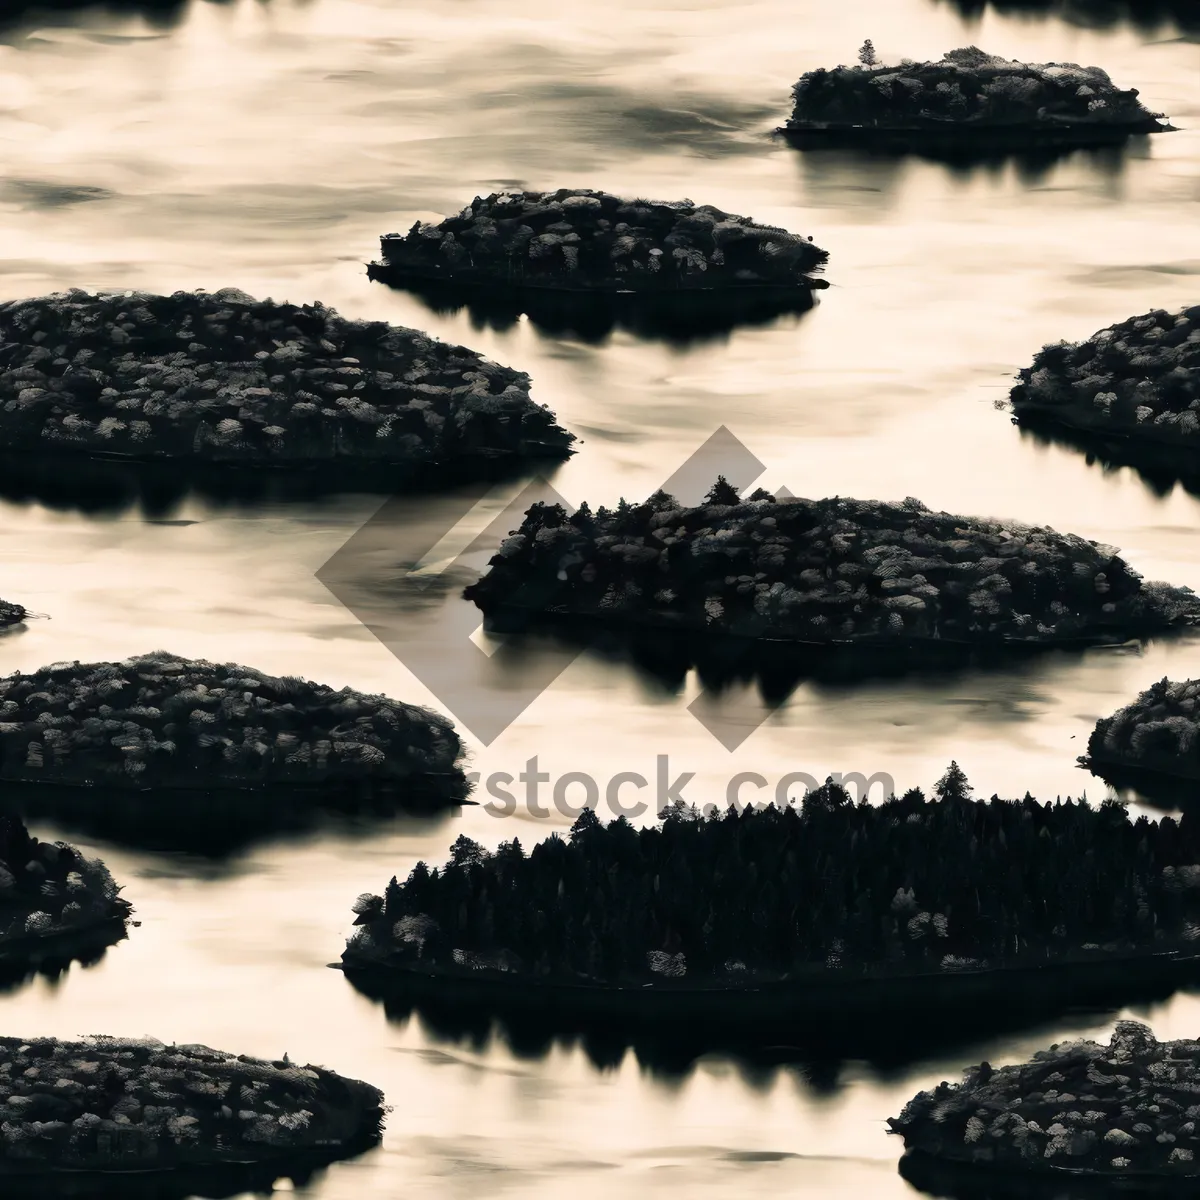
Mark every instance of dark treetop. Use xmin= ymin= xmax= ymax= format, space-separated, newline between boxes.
xmin=1085 ymin=677 xmax=1200 ymax=785
xmin=890 ymin=1020 xmax=1200 ymax=1176
xmin=374 ymin=189 xmax=829 ymax=293
xmin=0 ymin=814 xmax=130 ymax=952
xmin=463 ymin=481 xmax=1199 ymax=647
xmin=342 ymin=768 xmax=1200 ymax=986
xmin=0 ymin=289 xmax=572 ymax=473
xmin=0 ymin=600 xmax=25 ymax=628
xmin=0 ymin=1035 xmax=383 ymax=1174
xmin=785 ymin=46 xmax=1168 ymax=134
xmin=0 ymin=651 xmax=464 ymax=793
xmin=1012 ymin=305 xmax=1200 ymax=447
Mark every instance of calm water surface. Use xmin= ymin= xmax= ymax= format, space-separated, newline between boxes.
xmin=0 ymin=0 xmax=1199 ymax=1195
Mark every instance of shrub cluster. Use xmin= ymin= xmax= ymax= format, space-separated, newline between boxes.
xmin=890 ymin=1020 xmax=1200 ymax=1175
xmin=463 ymin=480 xmax=1198 ymax=646
xmin=786 ymin=46 xmax=1165 ymax=131
xmin=1012 ymin=305 xmax=1200 ymax=447
xmin=343 ymin=768 xmax=1200 ymax=984
xmin=1086 ymin=677 xmax=1200 ymax=783
xmin=0 ymin=814 xmax=129 ymax=950
xmin=0 ymin=289 xmax=572 ymax=471
xmin=0 ymin=1035 xmax=383 ymax=1171
xmin=0 ymin=651 xmax=464 ymax=792
xmin=375 ymin=189 xmax=829 ymax=292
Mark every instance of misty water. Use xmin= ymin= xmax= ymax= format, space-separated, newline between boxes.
xmin=0 ymin=0 xmax=1199 ymax=1194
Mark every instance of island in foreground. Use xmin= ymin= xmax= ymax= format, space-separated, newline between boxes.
xmin=463 ymin=480 xmax=1199 ymax=656
xmin=0 ymin=1035 xmax=383 ymax=1184
xmin=369 ymin=188 xmax=829 ymax=295
xmin=339 ymin=771 xmax=1200 ymax=1049
xmin=0 ymin=813 xmax=131 ymax=981
xmin=0 ymin=652 xmax=468 ymax=850
xmin=890 ymin=1020 xmax=1200 ymax=1179
xmin=0 ymin=289 xmax=573 ymax=488
xmin=1012 ymin=304 xmax=1200 ymax=456
xmin=781 ymin=45 xmax=1171 ymax=151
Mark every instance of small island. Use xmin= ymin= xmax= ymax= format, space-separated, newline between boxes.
xmin=1012 ymin=305 xmax=1200 ymax=454
xmin=463 ymin=480 xmax=1199 ymax=653
xmin=368 ymin=188 xmax=829 ymax=295
xmin=0 ymin=652 xmax=469 ymax=851
xmin=781 ymin=45 xmax=1171 ymax=151
xmin=339 ymin=772 xmax=1200 ymax=1044
xmin=0 ymin=599 xmax=26 ymax=629
xmin=0 ymin=289 xmax=573 ymax=486
xmin=1082 ymin=677 xmax=1200 ymax=798
xmin=890 ymin=1020 xmax=1200 ymax=1179
xmin=0 ymin=813 xmax=131 ymax=977
xmin=0 ymin=1035 xmax=383 ymax=1182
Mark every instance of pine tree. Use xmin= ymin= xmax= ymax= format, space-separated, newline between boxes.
xmin=933 ymin=761 xmax=972 ymax=803
xmin=858 ymin=39 xmax=879 ymax=68
xmin=704 ymin=476 xmax=741 ymax=506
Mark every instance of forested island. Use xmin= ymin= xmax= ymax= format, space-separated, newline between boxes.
xmin=1082 ymin=677 xmax=1200 ymax=798
xmin=463 ymin=481 xmax=1199 ymax=654
xmin=0 ymin=652 xmax=468 ymax=851
xmin=890 ymin=1020 xmax=1200 ymax=1179
xmin=1012 ymin=305 xmax=1200 ymax=457
xmin=0 ymin=290 xmax=572 ymax=488
xmin=0 ymin=599 xmax=26 ymax=628
xmin=340 ymin=772 xmax=1200 ymax=1039
xmin=0 ymin=1035 xmax=383 ymax=1186
xmin=369 ymin=189 xmax=829 ymax=295
xmin=0 ymin=814 xmax=131 ymax=979
xmin=781 ymin=45 xmax=1171 ymax=150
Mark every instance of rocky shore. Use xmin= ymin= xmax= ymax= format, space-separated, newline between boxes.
xmin=0 ymin=1035 xmax=383 ymax=1177
xmin=370 ymin=189 xmax=829 ymax=294
xmin=0 ymin=814 xmax=130 ymax=970
xmin=890 ymin=1020 xmax=1200 ymax=1178
xmin=782 ymin=46 xmax=1171 ymax=149
xmin=1012 ymin=305 xmax=1200 ymax=452
xmin=1083 ymin=677 xmax=1200 ymax=793
xmin=0 ymin=653 xmax=468 ymax=849
xmin=0 ymin=289 xmax=573 ymax=482
xmin=463 ymin=482 xmax=1199 ymax=649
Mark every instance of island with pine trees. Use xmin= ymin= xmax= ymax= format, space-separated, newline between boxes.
xmin=0 ymin=289 xmax=573 ymax=490
xmin=339 ymin=768 xmax=1200 ymax=1044
xmin=0 ymin=652 xmax=469 ymax=851
xmin=890 ymin=1020 xmax=1200 ymax=1183
xmin=781 ymin=44 xmax=1172 ymax=152
xmin=0 ymin=813 xmax=131 ymax=982
xmin=0 ymin=1035 xmax=383 ymax=1192
xmin=462 ymin=480 xmax=1199 ymax=660
xmin=369 ymin=189 xmax=829 ymax=296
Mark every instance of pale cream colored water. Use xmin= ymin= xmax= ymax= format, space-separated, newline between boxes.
xmin=0 ymin=0 xmax=1199 ymax=1195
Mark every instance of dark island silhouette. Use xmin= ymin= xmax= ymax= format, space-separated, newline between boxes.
xmin=368 ymin=189 xmax=828 ymax=341
xmin=0 ymin=1035 xmax=383 ymax=1195
xmin=937 ymin=0 xmax=1200 ymax=35
xmin=339 ymin=769 xmax=1200 ymax=1053
xmin=1011 ymin=305 xmax=1200 ymax=468
xmin=0 ymin=599 xmax=27 ymax=629
xmin=462 ymin=479 xmax=1200 ymax=673
xmin=0 ymin=652 xmax=470 ymax=852
xmin=0 ymin=289 xmax=573 ymax=501
xmin=890 ymin=1020 xmax=1200 ymax=1184
xmin=1081 ymin=677 xmax=1200 ymax=805
xmin=0 ymin=813 xmax=131 ymax=988
xmin=780 ymin=45 xmax=1172 ymax=156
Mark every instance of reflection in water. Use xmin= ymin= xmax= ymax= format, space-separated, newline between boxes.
xmin=0 ymin=920 xmax=128 ymax=997
xmin=368 ymin=273 xmax=822 ymax=348
xmin=0 ymin=0 xmax=235 ymax=31
xmin=343 ymin=959 xmax=1200 ymax=1081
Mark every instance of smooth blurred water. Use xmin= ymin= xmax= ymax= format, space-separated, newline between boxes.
xmin=0 ymin=0 xmax=1199 ymax=1195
